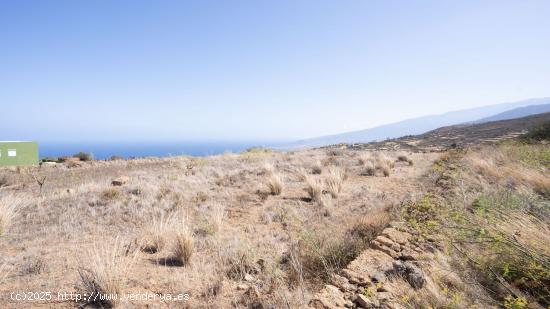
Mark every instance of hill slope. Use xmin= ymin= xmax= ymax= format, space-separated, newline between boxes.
xmin=346 ymin=112 xmax=550 ymax=151
xmin=474 ymin=103 xmax=550 ymax=123
xmin=283 ymin=97 xmax=550 ymax=149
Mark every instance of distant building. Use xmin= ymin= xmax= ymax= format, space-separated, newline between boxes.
xmin=0 ymin=141 xmax=39 ymax=167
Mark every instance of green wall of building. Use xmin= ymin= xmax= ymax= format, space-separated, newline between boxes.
xmin=0 ymin=142 xmax=39 ymax=167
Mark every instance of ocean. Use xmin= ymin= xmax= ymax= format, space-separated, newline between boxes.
xmin=38 ymin=141 xmax=276 ymax=160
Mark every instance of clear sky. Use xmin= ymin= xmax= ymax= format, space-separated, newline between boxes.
xmin=1 ymin=0 xmax=549 ymax=142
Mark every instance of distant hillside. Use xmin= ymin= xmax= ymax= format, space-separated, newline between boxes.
xmin=282 ymin=97 xmax=550 ymax=149
xmin=346 ymin=112 xmax=550 ymax=152
xmin=474 ymin=103 xmax=550 ymax=123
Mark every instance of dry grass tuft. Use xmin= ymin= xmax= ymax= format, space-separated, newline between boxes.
xmin=0 ymin=263 xmax=11 ymax=283
xmin=304 ymin=176 xmax=323 ymax=203
xmin=0 ymin=194 xmax=22 ymax=236
xmin=311 ymin=161 xmax=323 ymax=174
xmin=101 ymin=187 xmax=122 ymax=200
xmin=376 ymin=161 xmax=391 ymax=177
xmin=267 ymin=174 xmax=284 ymax=195
xmin=77 ymin=238 xmax=135 ymax=308
xmin=350 ymin=212 xmax=390 ymax=242
xmin=210 ymin=202 xmax=226 ymax=235
xmin=173 ymin=233 xmax=194 ymax=266
xmin=140 ymin=214 xmax=171 ymax=253
xmin=325 ymin=167 xmax=346 ymax=198
xmin=362 ymin=160 xmax=376 ymax=176
xmin=169 ymin=216 xmax=194 ymax=266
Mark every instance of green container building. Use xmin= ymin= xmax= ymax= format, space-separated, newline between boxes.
xmin=0 ymin=141 xmax=39 ymax=167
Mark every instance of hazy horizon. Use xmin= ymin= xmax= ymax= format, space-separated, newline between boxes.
xmin=2 ymin=1 xmax=550 ymax=142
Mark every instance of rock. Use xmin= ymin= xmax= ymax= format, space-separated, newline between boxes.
xmin=381 ymin=228 xmax=411 ymax=245
xmin=374 ymin=236 xmax=395 ymax=248
xmin=241 ymin=286 xmax=262 ymax=308
xmin=377 ymin=292 xmax=392 ymax=301
xmin=331 ymin=274 xmax=355 ymax=292
xmin=237 ymin=284 xmax=248 ymax=290
xmin=371 ymin=242 xmax=398 ymax=258
xmin=309 ymin=285 xmax=347 ymax=308
xmin=355 ymin=294 xmax=378 ymax=308
xmin=244 ymin=273 xmax=255 ymax=282
xmin=391 ymin=261 xmax=426 ymax=289
xmin=42 ymin=162 xmax=57 ymax=167
xmin=111 ymin=176 xmax=130 ymax=186
xmin=399 ymin=249 xmax=418 ymax=261
xmin=372 ymin=271 xmax=386 ymax=283
xmin=342 ymin=269 xmax=372 ymax=286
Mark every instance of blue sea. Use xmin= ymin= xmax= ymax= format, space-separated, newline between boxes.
xmin=38 ymin=141 xmax=278 ymax=160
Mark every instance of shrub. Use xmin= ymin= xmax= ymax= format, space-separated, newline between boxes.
xmin=397 ymin=155 xmax=409 ymax=162
xmin=73 ymin=152 xmax=93 ymax=161
xmin=77 ymin=238 xmax=135 ymax=308
xmin=41 ymin=157 xmax=59 ymax=163
xmin=267 ymin=174 xmax=283 ymax=195
xmin=325 ymin=167 xmax=346 ymax=198
xmin=522 ymin=121 xmax=550 ymax=142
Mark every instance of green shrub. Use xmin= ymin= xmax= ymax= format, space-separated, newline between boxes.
xmin=73 ymin=152 xmax=93 ymax=161
xmin=41 ymin=157 xmax=59 ymax=163
xmin=522 ymin=121 xmax=550 ymax=142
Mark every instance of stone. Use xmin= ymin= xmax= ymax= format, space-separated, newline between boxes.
xmin=377 ymin=292 xmax=392 ymax=301
xmin=355 ymin=294 xmax=378 ymax=308
xmin=111 ymin=176 xmax=130 ymax=186
xmin=372 ymin=271 xmax=386 ymax=283
xmin=237 ymin=284 xmax=248 ymax=290
xmin=342 ymin=269 xmax=372 ymax=286
xmin=381 ymin=228 xmax=411 ymax=245
xmin=331 ymin=274 xmax=355 ymax=292
xmin=391 ymin=261 xmax=426 ymax=289
xmin=244 ymin=273 xmax=255 ymax=282
xmin=374 ymin=235 xmax=395 ymax=248
xmin=309 ymin=285 xmax=347 ymax=308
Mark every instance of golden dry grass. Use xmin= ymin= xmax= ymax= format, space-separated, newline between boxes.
xmin=267 ymin=174 xmax=283 ymax=195
xmin=0 ymin=147 xmax=438 ymax=308
xmin=0 ymin=194 xmax=22 ymax=236
xmin=325 ymin=167 xmax=346 ymax=198
xmin=77 ymin=238 xmax=136 ymax=308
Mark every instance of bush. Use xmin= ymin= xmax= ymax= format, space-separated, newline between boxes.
xmin=73 ymin=152 xmax=93 ymax=161
xmin=523 ymin=121 xmax=550 ymax=142
xmin=41 ymin=157 xmax=59 ymax=163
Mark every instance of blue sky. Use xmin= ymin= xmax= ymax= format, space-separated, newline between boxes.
xmin=1 ymin=0 xmax=549 ymax=142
